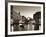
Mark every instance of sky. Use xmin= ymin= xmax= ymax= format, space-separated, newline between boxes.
xmin=12 ymin=6 xmax=41 ymax=19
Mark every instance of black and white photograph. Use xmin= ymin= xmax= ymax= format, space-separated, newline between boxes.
xmin=7 ymin=2 xmax=45 ymax=35
xmin=10 ymin=6 xmax=41 ymax=31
